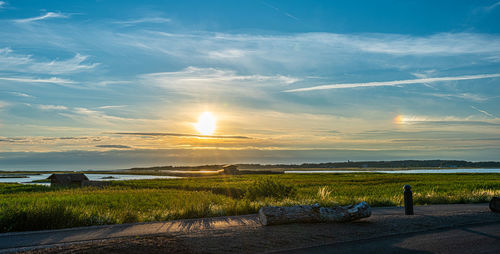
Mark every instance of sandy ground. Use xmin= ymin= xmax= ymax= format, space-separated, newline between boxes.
xmin=7 ymin=204 xmax=500 ymax=254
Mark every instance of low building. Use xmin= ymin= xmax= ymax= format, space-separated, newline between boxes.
xmin=221 ymin=164 xmax=239 ymax=174
xmin=47 ymin=173 xmax=89 ymax=187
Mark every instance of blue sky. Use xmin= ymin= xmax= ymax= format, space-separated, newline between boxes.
xmin=1 ymin=0 xmax=500 ymax=170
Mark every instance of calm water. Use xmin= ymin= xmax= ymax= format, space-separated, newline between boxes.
xmin=0 ymin=173 xmax=181 ymax=185
xmin=2 ymin=169 xmax=498 ymax=185
xmin=285 ymin=168 xmax=500 ymax=174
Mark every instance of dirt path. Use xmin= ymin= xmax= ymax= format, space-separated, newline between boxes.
xmin=2 ymin=203 xmax=499 ymax=253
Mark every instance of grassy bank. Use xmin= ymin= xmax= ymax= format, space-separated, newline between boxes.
xmin=0 ymin=173 xmax=499 ymax=232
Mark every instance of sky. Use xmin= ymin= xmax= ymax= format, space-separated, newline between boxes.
xmin=1 ymin=0 xmax=500 ymax=170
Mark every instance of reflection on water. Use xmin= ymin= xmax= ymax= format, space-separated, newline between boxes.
xmin=167 ymin=170 xmax=220 ymax=174
xmin=0 ymin=173 xmax=181 ymax=185
xmin=2 ymin=169 xmax=498 ymax=185
xmin=285 ymin=168 xmax=500 ymax=174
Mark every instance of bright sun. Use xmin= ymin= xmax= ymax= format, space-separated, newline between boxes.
xmin=195 ymin=112 xmax=216 ymax=135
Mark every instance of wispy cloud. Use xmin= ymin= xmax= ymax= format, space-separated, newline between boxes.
xmin=347 ymin=33 xmax=500 ymax=55
xmin=211 ymin=32 xmax=500 ymax=55
xmin=42 ymin=137 xmax=89 ymax=141
xmin=25 ymin=53 xmax=98 ymax=74
xmin=471 ymin=106 xmax=496 ymax=118
xmin=111 ymin=32 xmax=500 ymax=78
xmin=97 ymin=105 xmax=127 ymax=109
xmin=113 ymin=17 xmax=171 ymax=25
xmin=92 ymin=80 xmax=132 ymax=86
xmin=60 ymin=107 xmax=129 ymax=122
xmin=0 ymin=76 xmax=75 ymax=84
xmin=484 ymin=1 xmax=500 ymax=12
xmin=423 ymin=93 xmax=488 ymax=102
xmin=0 ymin=1 xmax=6 ymax=9
xmin=395 ymin=115 xmax=500 ymax=126
xmin=416 ymin=120 xmax=500 ymax=126
xmin=261 ymin=2 xmax=300 ymax=21
xmin=8 ymin=92 xmax=34 ymax=98
xmin=96 ymin=144 xmax=132 ymax=149
xmin=38 ymin=104 xmax=68 ymax=111
xmin=14 ymin=12 xmax=69 ymax=23
xmin=0 ymin=49 xmax=98 ymax=74
xmin=114 ymin=132 xmax=250 ymax=139
xmin=207 ymin=49 xmax=248 ymax=59
xmin=56 ymin=107 xmax=166 ymax=128
xmin=284 ymin=73 xmax=500 ymax=92
xmin=411 ymin=70 xmax=437 ymax=79
xmin=0 ymin=137 xmax=26 ymax=143
xmin=143 ymin=66 xmax=298 ymax=84
xmin=140 ymin=67 xmax=299 ymax=96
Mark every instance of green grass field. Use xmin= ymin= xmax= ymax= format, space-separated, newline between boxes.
xmin=1 ymin=173 xmax=499 ymax=232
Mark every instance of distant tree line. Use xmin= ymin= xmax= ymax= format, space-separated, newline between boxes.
xmin=237 ymin=160 xmax=500 ymax=169
xmin=127 ymin=160 xmax=500 ymax=170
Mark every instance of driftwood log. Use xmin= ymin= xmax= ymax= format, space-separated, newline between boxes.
xmin=259 ymin=201 xmax=371 ymax=226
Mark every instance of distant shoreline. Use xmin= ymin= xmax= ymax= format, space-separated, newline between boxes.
xmin=1 ymin=168 xmax=500 ymax=177
xmin=1 ymin=159 xmax=500 ymax=173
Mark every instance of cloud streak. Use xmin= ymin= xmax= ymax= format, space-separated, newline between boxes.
xmin=14 ymin=12 xmax=69 ymax=23
xmin=140 ymin=67 xmax=299 ymax=98
xmin=395 ymin=114 xmax=500 ymax=127
xmin=96 ymin=145 xmax=132 ymax=149
xmin=261 ymin=2 xmax=300 ymax=21
xmin=142 ymin=67 xmax=298 ymax=85
xmin=485 ymin=1 xmax=500 ymax=12
xmin=422 ymin=92 xmax=488 ymax=102
xmin=113 ymin=17 xmax=171 ymax=25
xmin=0 ymin=49 xmax=98 ymax=74
xmin=471 ymin=106 xmax=496 ymax=118
xmin=0 ymin=76 xmax=75 ymax=84
xmin=9 ymin=92 xmax=34 ymax=98
xmin=114 ymin=132 xmax=251 ymax=139
xmin=98 ymin=105 xmax=127 ymax=109
xmin=38 ymin=105 xmax=68 ymax=111
xmin=284 ymin=73 xmax=500 ymax=92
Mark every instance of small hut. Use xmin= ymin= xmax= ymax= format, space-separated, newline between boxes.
xmin=47 ymin=173 xmax=89 ymax=187
xmin=221 ymin=164 xmax=239 ymax=174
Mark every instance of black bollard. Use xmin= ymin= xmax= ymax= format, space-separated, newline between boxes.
xmin=404 ymin=184 xmax=414 ymax=215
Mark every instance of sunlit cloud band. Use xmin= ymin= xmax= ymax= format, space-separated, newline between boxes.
xmin=284 ymin=73 xmax=500 ymax=92
xmin=114 ymin=132 xmax=250 ymax=139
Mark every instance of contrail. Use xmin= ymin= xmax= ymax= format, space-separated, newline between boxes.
xmin=0 ymin=77 xmax=75 ymax=84
xmin=471 ymin=106 xmax=496 ymax=118
xmin=283 ymin=73 xmax=500 ymax=92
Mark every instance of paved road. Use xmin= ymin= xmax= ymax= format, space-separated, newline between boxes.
xmin=0 ymin=203 xmax=498 ymax=253
xmin=281 ymin=222 xmax=500 ymax=254
xmin=0 ymin=214 xmax=260 ymax=253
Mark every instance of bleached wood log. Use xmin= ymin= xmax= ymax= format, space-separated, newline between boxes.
xmin=258 ymin=201 xmax=371 ymax=226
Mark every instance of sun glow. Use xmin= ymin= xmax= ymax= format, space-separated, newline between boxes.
xmin=195 ymin=112 xmax=216 ymax=135
xmin=394 ymin=115 xmax=404 ymax=124
xmin=394 ymin=115 xmax=425 ymax=125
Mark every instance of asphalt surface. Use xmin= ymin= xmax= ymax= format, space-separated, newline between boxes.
xmin=0 ymin=203 xmax=498 ymax=253
xmin=0 ymin=214 xmax=260 ymax=253
xmin=280 ymin=222 xmax=500 ymax=254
